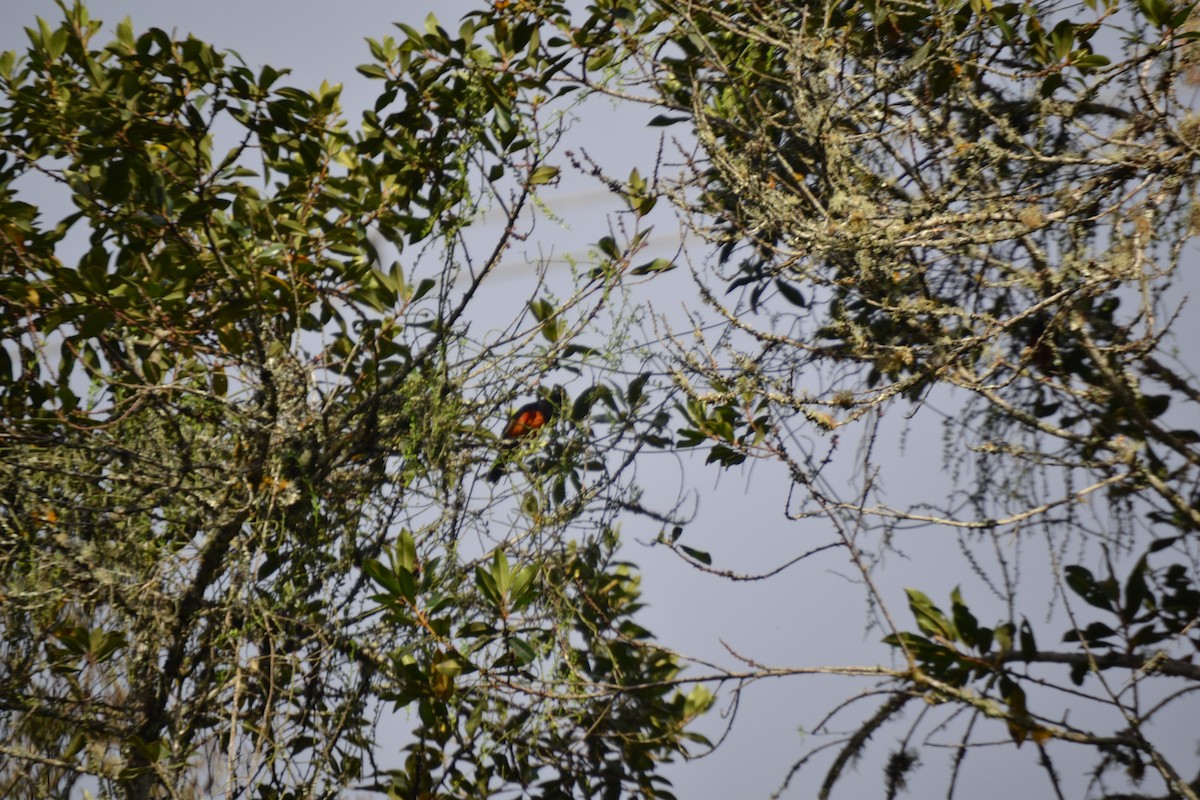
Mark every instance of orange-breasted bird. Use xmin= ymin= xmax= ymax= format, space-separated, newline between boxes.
xmin=486 ymin=397 xmax=554 ymax=482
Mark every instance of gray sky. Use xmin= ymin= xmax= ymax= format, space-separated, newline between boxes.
xmin=2 ymin=2 xmax=1196 ymax=798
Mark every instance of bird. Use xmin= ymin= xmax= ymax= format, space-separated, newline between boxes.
xmin=486 ymin=397 xmax=555 ymax=482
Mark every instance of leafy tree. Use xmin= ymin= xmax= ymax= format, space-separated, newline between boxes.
xmin=445 ymin=0 xmax=1200 ymax=796
xmin=0 ymin=4 xmax=709 ymax=798
xmin=9 ymin=0 xmax=1200 ymax=796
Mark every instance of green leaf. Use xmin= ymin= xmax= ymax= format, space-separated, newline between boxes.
xmin=882 ymin=631 xmax=939 ymax=659
xmin=631 ymin=257 xmax=675 ymax=275
xmin=90 ymin=629 xmax=128 ymax=662
xmin=1030 ymin=397 xmax=1061 ymax=418
xmin=396 ymin=530 xmax=418 ymax=572
xmin=364 ymin=558 xmax=401 ymax=596
xmin=648 ymin=114 xmax=689 ymax=126
xmin=1140 ymin=394 xmax=1170 ymax=420
xmin=585 ymin=46 xmax=614 ymax=70
xmin=705 ymin=443 xmax=745 ymax=466
xmin=393 ymin=567 xmax=417 ymax=605
xmin=475 ymin=566 xmax=503 ymax=611
xmin=1018 ymin=620 xmax=1037 ymax=658
xmin=364 ymin=559 xmax=416 ymax=605
xmin=1148 ymin=536 xmax=1181 ymax=553
xmin=529 ymin=298 xmax=554 ymax=322
xmin=1064 ymin=565 xmax=1113 ymax=611
xmin=631 ymin=194 xmax=657 ymax=217
xmin=410 ymin=278 xmax=435 ymax=302
xmin=905 ymin=588 xmax=956 ymax=641
xmin=950 ymin=588 xmax=980 ymax=648
xmin=571 ymin=384 xmax=610 ymax=421
xmin=1122 ymin=557 xmax=1151 ymax=621
xmin=508 ymin=637 xmax=536 ymax=665
xmin=1136 ymin=0 xmax=1171 ymax=26
xmin=355 ymin=63 xmax=389 ymax=79
xmin=459 ymin=621 xmax=497 ymax=639
xmin=433 ymin=656 xmax=464 ymax=677
xmin=490 ymin=549 xmax=512 ymax=595
xmin=775 ymin=279 xmax=808 ymax=308
xmin=1065 ymin=621 xmax=1117 ymax=645
xmin=627 ymin=168 xmax=645 ymax=192
xmin=541 ymin=316 xmax=561 ymax=343
xmin=596 ymin=236 xmax=622 ymax=260
xmin=683 ymin=685 xmax=715 ymax=717
xmin=509 ymin=565 xmax=538 ymax=611
xmin=679 ymin=545 xmax=711 ymax=565
xmin=529 ymin=165 xmax=559 ymax=185
xmin=1072 ymin=53 xmax=1110 ymax=70
xmin=627 ymin=372 xmax=651 ymax=407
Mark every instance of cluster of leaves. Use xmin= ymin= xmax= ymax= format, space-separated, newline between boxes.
xmin=1061 ymin=539 xmax=1200 ymax=676
xmin=363 ymin=529 xmax=712 ymax=798
xmin=883 ymin=540 xmax=1200 ymax=787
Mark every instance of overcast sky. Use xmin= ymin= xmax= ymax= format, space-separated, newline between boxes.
xmin=3 ymin=2 xmax=1196 ymax=798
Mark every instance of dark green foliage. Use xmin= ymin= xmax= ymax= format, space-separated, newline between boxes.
xmin=0 ymin=3 xmax=704 ymax=797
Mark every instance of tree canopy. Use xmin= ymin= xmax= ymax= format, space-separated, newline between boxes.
xmin=2 ymin=0 xmax=1200 ymax=798
xmin=0 ymin=3 xmax=706 ymax=798
xmin=556 ymin=0 xmax=1200 ymax=796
